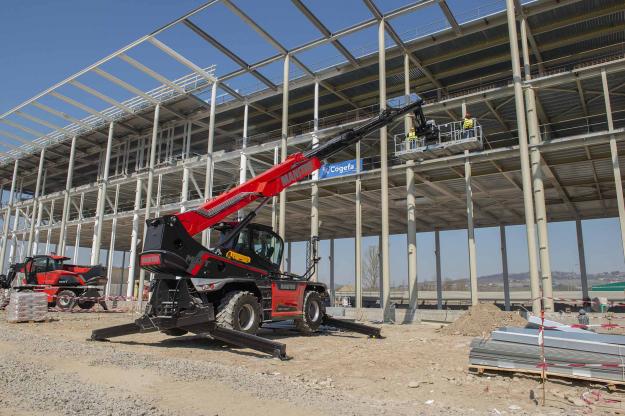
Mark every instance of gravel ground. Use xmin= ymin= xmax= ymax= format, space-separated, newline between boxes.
xmin=1 ymin=311 xmax=624 ymax=415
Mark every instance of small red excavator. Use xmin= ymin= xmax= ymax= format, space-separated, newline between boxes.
xmin=0 ymin=254 xmax=107 ymax=310
xmin=91 ymin=97 xmax=437 ymax=358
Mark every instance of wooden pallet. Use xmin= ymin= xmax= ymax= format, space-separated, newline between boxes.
xmin=469 ymin=364 xmax=625 ymax=391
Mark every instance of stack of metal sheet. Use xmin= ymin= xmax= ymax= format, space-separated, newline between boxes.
xmin=6 ymin=291 xmax=48 ymax=323
xmin=470 ymin=327 xmax=625 ymax=383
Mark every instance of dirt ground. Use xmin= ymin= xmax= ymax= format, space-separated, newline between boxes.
xmin=1 ymin=311 xmax=624 ymax=416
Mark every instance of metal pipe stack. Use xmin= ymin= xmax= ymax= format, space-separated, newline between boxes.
xmin=470 ymin=327 xmax=625 ymax=383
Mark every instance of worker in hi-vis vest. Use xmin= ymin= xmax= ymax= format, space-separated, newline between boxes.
xmin=463 ymin=112 xmax=474 ymax=138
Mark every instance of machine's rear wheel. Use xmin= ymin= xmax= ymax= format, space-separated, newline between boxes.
xmin=295 ymin=291 xmax=325 ymax=334
xmin=56 ymin=290 xmax=76 ymax=311
xmin=216 ymin=291 xmax=261 ymax=334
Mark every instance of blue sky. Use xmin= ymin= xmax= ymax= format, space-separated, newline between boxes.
xmin=2 ymin=1 xmax=624 ymax=286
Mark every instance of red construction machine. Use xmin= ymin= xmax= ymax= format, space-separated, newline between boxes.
xmin=91 ymin=97 xmax=437 ymax=358
xmin=0 ymin=254 xmax=107 ymax=310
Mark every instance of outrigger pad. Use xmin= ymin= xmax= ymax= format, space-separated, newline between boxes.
xmin=322 ymin=316 xmax=383 ymax=338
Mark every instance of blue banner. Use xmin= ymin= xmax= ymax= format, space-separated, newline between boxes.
xmin=319 ymin=159 xmax=362 ymax=179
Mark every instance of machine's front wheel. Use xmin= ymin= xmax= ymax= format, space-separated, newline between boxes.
xmin=216 ymin=291 xmax=261 ymax=334
xmin=56 ymin=290 xmax=76 ymax=311
xmin=295 ymin=291 xmax=325 ymax=334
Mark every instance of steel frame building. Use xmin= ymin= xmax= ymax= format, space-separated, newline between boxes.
xmin=1 ymin=0 xmax=624 ymax=318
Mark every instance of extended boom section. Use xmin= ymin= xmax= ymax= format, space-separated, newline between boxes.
xmin=92 ymin=98 xmax=431 ymax=358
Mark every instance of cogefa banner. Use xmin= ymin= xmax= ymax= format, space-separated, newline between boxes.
xmin=318 ymin=159 xmax=362 ymax=179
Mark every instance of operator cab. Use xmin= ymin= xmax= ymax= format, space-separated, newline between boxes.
xmin=216 ymin=222 xmax=284 ymax=272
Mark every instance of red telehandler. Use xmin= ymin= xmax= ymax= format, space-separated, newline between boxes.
xmin=0 ymin=254 xmax=107 ymax=310
xmin=91 ymin=97 xmax=437 ymax=358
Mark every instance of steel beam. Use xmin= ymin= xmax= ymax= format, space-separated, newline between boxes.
xmin=506 ymin=0 xmax=541 ymax=313
xmin=291 ymin=0 xmax=359 ymax=67
xmin=355 ymin=141 xmax=363 ymax=309
xmin=182 ymin=19 xmax=276 ymax=90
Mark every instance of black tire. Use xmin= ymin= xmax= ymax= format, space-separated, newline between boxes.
xmin=216 ymin=291 xmax=261 ymax=335
xmin=56 ymin=290 xmax=76 ymax=311
xmin=295 ymin=291 xmax=325 ymax=334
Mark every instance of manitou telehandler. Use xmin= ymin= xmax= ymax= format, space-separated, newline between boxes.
xmin=91 ymin=97 xmax=437 ymax=358
xmin=0 ymin=254 xmax=107 ymax=310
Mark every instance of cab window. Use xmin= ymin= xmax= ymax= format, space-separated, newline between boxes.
xmin=251 ymin=229 xmax=283 ymax=266
xmin=32 ymin=257 xmax=49 ymax=273
xmin=233 ymin=229 xmax=250 ymax=253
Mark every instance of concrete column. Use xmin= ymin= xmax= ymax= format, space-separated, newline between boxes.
xmin=238 ymin=103 xmax=249 ymax=220
xmin=105 ymin=184 xmax=120 ymax=297
xmin=378 ymin=19 xmax=391 ymax=321
xmin=576 ymin=219 xmax=589 ymax=302
xmin=73 ymin=193 xmax=84 ymax=261
xmin=91 ymin=122 xmax=115 ymax=264
xmin=202 ymin=81 xmax=218 ymax=247
xmin=378 ymin=234 xmax=383 ymax=304
xmin=287 ymin=241 xmax=292 ymax=272
xmin=500 ymin=224 xmax=511 ymax=311
xmin=126 ymin=178 xmax=143 ymax=299
xmin=8 ymin=206 xmax=19 ymax=264
xmin=181 ymin=166 xmax=189 ymax=213
xmin=521 ymin=17 xmax=554 ymax=311
xmin=138 ymin=104 xmax=161 ymax=312
xmin=435 ymin=229 xmax=442 ymax=310
xmin=0 ymin=160 xmax=19 ymax=269
xmin=181 ymin=121 xmax=190 ymax=213
xmin=465 ymin=150 xmax=478 ymax=305
xmin=33 ymin=201 xmax=43 ymax=256
xmin=506 ymin=0 xmax=541 ymax=313
xmin=44 ymin=202 xmax=53 ymax=255
xmin=278 ymin=54 xmax=290 ymax=259
xmin=310 ymin=81 xmax=320 ymax=282
xmin=27 ymin=148 xmax=46 ymax=256
xmin=601 ymin=69 xmax=625 ymax=262
xmin=272 ymin=147 xmax=279 ymax=231
xmin=58 ymin=136 xmax=77 ymax=256
xmin=329 ymin=238 xmax=335 ymax=303
xmin=355 ymin=141 xmax=363 ymax=309
xmin=405 ymin=54 xmax=418 ymax=313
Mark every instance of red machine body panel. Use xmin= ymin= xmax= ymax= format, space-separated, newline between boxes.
xmin=270 ymin=281 xmax=307 ymax=318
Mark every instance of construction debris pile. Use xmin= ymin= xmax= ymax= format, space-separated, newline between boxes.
xmin=441 ymin=303 xmax=527 ymax=336
xmin=470 ymin=327 xmax=625 ymax=384
xmin=6 ymin=291 xmax=48 ymax=323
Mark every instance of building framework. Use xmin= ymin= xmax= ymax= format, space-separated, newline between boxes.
xmin=1 ymin=0 xmax=624 ymax=316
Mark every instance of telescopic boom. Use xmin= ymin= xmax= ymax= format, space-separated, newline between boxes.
xmin=176 ymin=97 xmax=431 ymax=236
